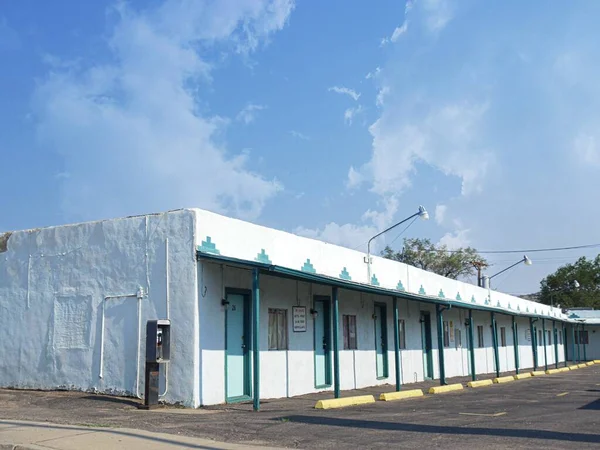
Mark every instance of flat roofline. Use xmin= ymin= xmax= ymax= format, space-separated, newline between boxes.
xmin=197 ymin=251 xmax=573 ymax=323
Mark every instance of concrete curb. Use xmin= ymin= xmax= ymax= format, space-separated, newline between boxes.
xmin=531 ymin=370 xmax=545 ymax=376
xmin=467 ymin=379 xmax=493 ymax=388
xmin=513 ymin=373 xmax=532 ymax=380
xmin=428 ymin=383 xmax=463 ymax=394
xmin=546 ymin=368 xmax=560 ymax=374
xmin=315 ymin=395 xmax=375 ymax=409
xmin=493 ymin=376 xmax=514 ymax=384
xmin=379 ymin=389 xmax=423 ymax=401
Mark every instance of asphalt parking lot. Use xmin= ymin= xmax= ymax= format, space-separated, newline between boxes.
xmin=1 ymin=365 xmax=599 ymax=449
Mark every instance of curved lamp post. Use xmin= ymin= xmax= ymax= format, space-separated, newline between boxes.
xmin=365 ymin=205 xmax=429 ymax=282
xmin=549 ymin=280 xmax=579 ymax=308
xmin=483 ymin=255 xmax=532 ymax=289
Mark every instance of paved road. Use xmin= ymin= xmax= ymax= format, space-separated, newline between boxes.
xmin=1 ymin=366 xmax=599 ymax=449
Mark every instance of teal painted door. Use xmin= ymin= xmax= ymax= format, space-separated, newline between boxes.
xmin=374 ymin=303 xmax=388 ymax=378
xmin=225 ymin=293 xmax=250 ymax=401
xmin=314 ymin=298 xmax=331 ymax=388
xmin=420 ymin=311 xmax=434 ymax=379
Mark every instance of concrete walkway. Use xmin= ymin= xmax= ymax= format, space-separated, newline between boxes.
xmin=0 ymin=420 xmax=284 ymax=450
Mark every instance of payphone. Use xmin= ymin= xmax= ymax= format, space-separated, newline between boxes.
xmin=140 ymin=319 xmax=171 ymax=409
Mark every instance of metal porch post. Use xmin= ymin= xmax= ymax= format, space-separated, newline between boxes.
xmin=393 ymin=296 xmax=401 ymax=391
xmin=562 ymin=323 xmax=567 ymax=367
xmin=332 ymin=287 xmax=340 ymax=398
xmin=571 ymin=324 xmax=576 ymax=364
xmin=553 ymin=321 xmax=559 ymax=369
xmin=583 ymin=325 xmax=587 ymax=362
xmin=542 ymin=318 xmax=548 ymax=372
xmin=512 ymin=315 xmax=520 ymax=375
xmin=576 ymin=324 xmax=581 ymax=363
xmin=468 ymin=309 xmax=476 ymax=381
xmin=491 ymin=312 xmax=500 ymax=377
xmin=436 ymin=305 xmax=447 ymax=385
xmin=252 ymin=268 xmax=260 ymax=411
xmin=530 ymin=318 xmax=538 ymax=370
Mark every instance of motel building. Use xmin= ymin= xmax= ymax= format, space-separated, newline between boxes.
xmin=0 ymin=208 xmax=598 ymax=409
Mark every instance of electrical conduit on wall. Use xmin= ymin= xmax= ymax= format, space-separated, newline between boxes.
xmin=160 ymin=238 xmax=170 ymax=398
xmin=99 ymin=288 xmax=145 ymax=400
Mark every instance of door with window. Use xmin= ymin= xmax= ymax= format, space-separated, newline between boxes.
xmin=420 ymin=311 xmax=434 ymax=379
xmin=374 ymin=303 xmax=388 ymax=379
xmin=314 ymin=297 xmax=331 ymax=388
xmin=225 ymin=290 xmax=251 ymax=402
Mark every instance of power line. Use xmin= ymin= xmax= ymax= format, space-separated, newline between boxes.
xmin=445 ymin=243 xmax=600 ymax=255
xmin=388 ymin=216 xmax=418 ymax=248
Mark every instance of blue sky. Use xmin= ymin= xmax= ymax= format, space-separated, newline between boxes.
xmin=2 ymin=0 xmax=600 ymax=294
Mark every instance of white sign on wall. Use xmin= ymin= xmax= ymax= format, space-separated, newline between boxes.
xmin=292 ymin=306 xmax=307 ymax=332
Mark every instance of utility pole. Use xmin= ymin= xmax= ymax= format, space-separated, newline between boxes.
xmin=472 ymin=260 xmax=489 ymax=287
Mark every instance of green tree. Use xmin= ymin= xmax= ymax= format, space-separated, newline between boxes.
xmin=539 ymin=256 xmax=600 ymax=308
xmin=381 ymin=238 xmax=487 ymax=280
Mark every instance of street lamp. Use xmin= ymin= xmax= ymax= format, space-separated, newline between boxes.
xmin=365 ymin=205 xmax=429 ymax=282
xmin=549 ymin=280 xmax=580 ymax=308
xmin=483 ymin=255 xmax=532 ymax=289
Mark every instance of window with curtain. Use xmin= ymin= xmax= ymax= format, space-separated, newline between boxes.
xmin=343 ymin=315 xmax=357 ymax=350
xmin=268 ymin=308 xmax=288 ymax=350
xmin=398 ymin=319 xmax=406 ymax=349
xmin=455 ymin=329 xmax=462 ymax=348
xmin=477 ymin=325 xmax=484 ymax=348
xmin=443 ymin=321 xmax=450 ymax=348
xmin=500 ymin=327 xmax=506 ymax=347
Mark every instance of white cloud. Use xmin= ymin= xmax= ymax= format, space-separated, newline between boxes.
xmin=435 ymin=204 xmax=447 ymax=225
xmin=421 ymin=0 xmax=454 ymax=33
xmin=438 ymin=228 xmax=470 ymax=250
xmin=289 ymin=130 xmax=310 ymax=140
xmin=573 ymin=132 xmax=600 ymax=166
xmin=328 ymin=86 xmax=361 ymax=101
xmin=295 ymin=222 xmax=377 ymax=251
xmin=236 ymin=103 xmax=266 ymax=124
xmin=376 ymin=86 xmax=390 ymax=107
xmin=33 ymin=0 xmax=293 ymax=221
xmin=381 ymin=22 xmax=408 ymax=46
xmin=365 ymin=67 xmax=381 ymax=80
xmin=352 ymin=101 xmax=492 ymax=197
xmin=344 ymin=105 xmax=363 ymax=125
xmin=346 ymin=166 xmax=365 ymax=189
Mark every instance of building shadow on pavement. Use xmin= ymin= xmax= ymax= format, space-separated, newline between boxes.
xmin=580 ymin=398 xmax=600 ymax=410
xmin=81 ymin=395 xmax=141 ymax=407
xmin=281 ymin=415 xmax=600 ymax=444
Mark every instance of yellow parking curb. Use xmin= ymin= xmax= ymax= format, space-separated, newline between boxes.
xmin=531 ymin=371 xmax=545 ymax=376
xmin=546 ymin=369 xmax=560 ymax=374
xmin=514 ymin=373 xmax=532 ymax=380
xmin=568 ymin=365 xmax=579 ymax=370
xmin=557 ymin=367 xmax=570 ymax=372
xmin=428 ymin=383 xmax=464 ymax=394
xmin=467 ymin=379 xmax=493 ymax=388
xmin=586 ymin=362 xmax=594 ymax=366
xmin=379 ymin=389 xmax=423 ymax=401
xmin=315 ymin=395 xmax=375 ymax=409
xmin=493 ymin=376 xmax=514 ymax=384
xmin=577 ymin=364 xmax=587 ymax=368
xmin=594 ymin=360 xmax=600 ymax=364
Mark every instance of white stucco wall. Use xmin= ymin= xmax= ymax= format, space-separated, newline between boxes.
xmin=0 ymin=209 xmax=200 ymax=407
xmin=0 ymin=207 xmax=577 ymax=408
